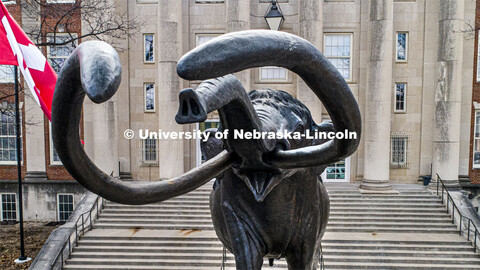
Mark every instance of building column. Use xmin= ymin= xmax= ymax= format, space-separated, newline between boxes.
xmin=226 ymin=0 xmax=250 ymax=88
xmin=360 ymin=0 xmax=394 ymax=192
xmin=297 ymin=0 xmax=323 ymax=122
xmin=23 ymin=4 xmax=46 ymax=180
xmin=158 ymin=0 xmax=184 ymax=179
xmin=83 ymin=99 xmax=119 ymax=177
xmin=114 ymin=0 xmax=132 ymax=180
xmin=430 ymin=0 xmax=464 ymax=189
xmin=24 ymin=92 xmax=47 ymax=180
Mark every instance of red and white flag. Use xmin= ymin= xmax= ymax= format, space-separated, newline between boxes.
xmin=0 ymin=2 xmax=57 ymax=120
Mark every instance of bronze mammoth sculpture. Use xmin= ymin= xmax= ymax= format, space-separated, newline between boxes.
xmin=52 ymin=30 xmax=361 ymax=270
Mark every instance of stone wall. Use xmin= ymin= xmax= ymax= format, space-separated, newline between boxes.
xmin=0 ymin=180 xmax=86 ymax=222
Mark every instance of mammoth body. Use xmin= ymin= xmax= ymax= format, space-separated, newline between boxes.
xmin=52 ymin=30 xmax=361 ymax=270
xmin=211 ymin=166 xmax=329 ymax=268
xmin=201 ymin=89 xmax=331 ymax=268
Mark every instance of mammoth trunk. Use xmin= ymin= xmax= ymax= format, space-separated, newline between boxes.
xmin=175 ymin=75 xmax=276 ymax=164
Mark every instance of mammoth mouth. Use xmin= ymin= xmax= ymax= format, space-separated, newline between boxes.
xmin=234 ymin=169 xmax=283 ymax=203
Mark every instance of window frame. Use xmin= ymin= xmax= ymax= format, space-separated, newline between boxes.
xmin=57 ymin=193 xmax=74 ymax=222
xmin=394 ymin=82 xmax=407 ymax=113
xmin=324 ymin=33 xmax=353 ymax=81
xmin=477 ymin=31 xmax=480 ymax=82
xmin=143 ymin=33 xmax=155 ymax=63
xmin=142 ymin=138 xmax=158 ymax=165
xmin=0 ymin=65 xmax=15 ymax=83
xmin=46 ymin=33 xmax=78 ymax=73
xmin=46 ymin=0 xmax=76 ymax=3
xmin=258 ymin=66 xmax=289 ymax=83
xmin=473 ymin=111 xmax=480 ymax=169
xmin=390 ymin=135 xmax=409 ymax=168
xmin=144 ymin=83 xmax=155 ymax=112
xmin=195 ymin=0 xmax=224 ymax=3
xmin=0 ymin=109 xmax=22 ymax=165
xmin=49 ymin=122 xmax=62 ymax=165
xmin=395 ymin=32 xmax=408 ymax=62
xmin=1 ymin=193 xmax=17 ymax=222
xmin=195 ymin=119 xmax=220 ymax=166
xmin=195 ymin=33 xmax=221 ymax=47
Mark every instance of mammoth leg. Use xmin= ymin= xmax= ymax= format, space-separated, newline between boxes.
xmin=285 ymin=244 xmax=318 ymax=270
xmin=222 ymin=203 xmax=264 ymax=270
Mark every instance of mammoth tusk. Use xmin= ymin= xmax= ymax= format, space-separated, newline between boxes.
xmin=52 ymin=41 xmax=235 ymax=205
xmin=177 ymin=30 xmax=361 ymax=168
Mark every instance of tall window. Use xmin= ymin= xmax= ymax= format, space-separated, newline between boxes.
xmin=144 ymin=83 xmax=155 ymax=112
xmin=259 ymin=66 xmax=288 ymax=82
xmin=325 ymin=160 xmax=346 ymax=181
xmin=394 ymin=83 xmax=406 ymax=112
xmin=195 ymin=0 xmax=224 ymax=3
xmin=49 ymin=123 xmax=62 ymax=165
xmin=47 ymin=33 xmax=77 ymax=73
xmin=0 ymin=65 xmax=14 ymax=83
xmin=196 ymin=34 xmax=220 ymax=46
xmin=396 ymin=32 xmax=408 ymax=62
xmin=142 ymin=138 xmax=158 ymax=164
xmin=473 ymin=111 xmax=480 ymax=168
xmin=57 ymin=194 xmax=74 ymax=222
xmin=477 ymin=31 xmax=480 ymax=82
xmin=0 ymin=110 xmax=22 ymax=165
xmin=47 ymin=0 xmax=76 ymax=3
xmin=390 ymin=135 xmax=409 ymax=168
xmin=1 ymin=193 xmax=17 ymax=222
xmin=144 ymin=34 xmax=154 ymax=63
xmin=324 ymin=33 xmax=352 ymax=80
xmin=196 ymin=120 xmax=220 ymax=166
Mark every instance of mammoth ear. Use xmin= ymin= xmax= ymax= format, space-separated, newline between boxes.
xmin=200 ymin=128 xmax=224 ymax=161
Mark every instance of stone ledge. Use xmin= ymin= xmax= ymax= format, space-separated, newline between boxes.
xmin=29 ymin=191 xmax=98 ymax=270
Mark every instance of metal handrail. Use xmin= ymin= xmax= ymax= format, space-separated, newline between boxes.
xmin=50 ymin=195 xmax=105 ymax=269
xmin=436 ymin=174 xmax=480 ymax=253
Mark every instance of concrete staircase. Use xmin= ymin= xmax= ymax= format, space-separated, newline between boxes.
xmin=63 ymin=182 xmax=480 ymax=269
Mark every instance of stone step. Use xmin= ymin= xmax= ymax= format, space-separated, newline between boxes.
xmin=100 ymin=209 xmax=452 ymax=218
xmin=106 ymin=197 xmax=443 ymax=203
xmin=77 ymin=235 xmax=473 ymax=246
xmin=91 ymin=223 xmax=460 ymax=233
xmin=70 ymin=243 xmax=479 ymax=257
xmin=101 ymin=209 xmax=212 ymax=215
xmin=76 ymin=240 xmax=474 ymax=252
xmin=94 ymin=219 xmax=457 ymax=228
xmin=322 ymin=255 xmax=480 ymax=264
xmin=326 ymin=227 xmax=459 ymax=233
xmin=68 ymin=249 xmax=480 ymax=260
xmin=98 ymin=214 xmax=452 ymax=223
xmin=323 ymin=262 xmax=480 ymax=270
xmin=64 ymin=256 xmax=480 ymax=267
xmin=105 ymin=202 xmax=445 ymax=208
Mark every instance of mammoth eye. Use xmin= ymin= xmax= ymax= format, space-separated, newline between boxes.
xmin=294 ymin=124 xmax=304 ymax=135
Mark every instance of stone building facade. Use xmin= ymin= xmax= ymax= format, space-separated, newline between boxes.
xmin=0 ymin=0 xmax=478 ymax=221
xmin=111 ymin=0 xmax=475 ymax=188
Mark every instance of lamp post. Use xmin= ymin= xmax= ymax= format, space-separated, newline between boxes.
xmin=13 ymin=65 xmax=30 ymax=264
xmin=264 ymin=0 xmax=285 ymax=31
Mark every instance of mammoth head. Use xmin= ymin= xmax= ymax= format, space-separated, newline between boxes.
xmin=51 ymin=30 xmax=361 ymax=205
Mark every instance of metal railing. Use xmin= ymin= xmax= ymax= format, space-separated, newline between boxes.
xmin=51 ymin=195 xmax=105 ymax=269
xmin=436 ymin=174 xmax=480 ymax=253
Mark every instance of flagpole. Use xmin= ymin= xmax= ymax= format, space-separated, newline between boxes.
xmin=13 ymin=65 xmax=30 ymax=264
